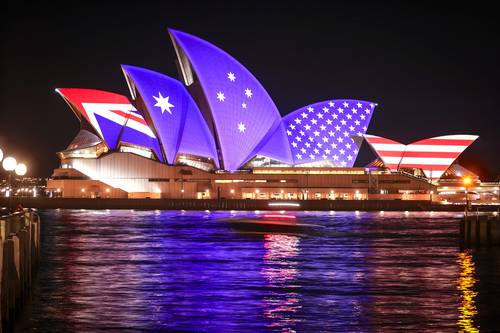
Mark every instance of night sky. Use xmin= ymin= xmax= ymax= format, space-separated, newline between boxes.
xmin=1 ymin=1 xmax=498 ymax=179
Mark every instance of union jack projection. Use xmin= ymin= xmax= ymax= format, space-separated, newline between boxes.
xmin=363 ymin=134 xmax=479 ymax=179
xmin=56 ymin=88 xmax=163 ymax=162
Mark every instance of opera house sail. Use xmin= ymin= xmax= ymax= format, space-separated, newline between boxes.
xmin=363 ymin=135 xmax=478 ymax=180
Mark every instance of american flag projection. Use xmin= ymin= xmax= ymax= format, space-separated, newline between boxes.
xmin=56 ymin=88 xmax=164 ymax=162
xmin=169 ymin=29 xmax=283 ymax=170
xmin=364 ymin=134 xmax=479 ymax=179
xmin=283 ymin=100 xmax=376 ymax=166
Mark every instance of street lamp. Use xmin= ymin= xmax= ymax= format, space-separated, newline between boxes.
xmin=14 ymin=163 xmax=28 ymax=196
xmin=2 ymin=156 xmax=17 ymax=172
xmin=463 ymin=177 xmax=472 ymax=211
xmin=15 ymin=163 xmax=27 ymax=176
xmin=2 ymin=156 xmax=17 ymax=199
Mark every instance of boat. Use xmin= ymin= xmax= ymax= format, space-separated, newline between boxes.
xmin=225 ymin=214 xmax=321 ymax=234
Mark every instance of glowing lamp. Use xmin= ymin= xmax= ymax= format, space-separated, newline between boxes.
xmin=2 ymin=156 xmax=17 ymax=171
xmin=463 ymin=177 xmax=472 ymax=185
xmin=15 ymin=163 xmax=27 ymax=176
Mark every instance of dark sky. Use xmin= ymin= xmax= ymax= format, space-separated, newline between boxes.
xmin=1 ymin=1 xmax=498 ymax=179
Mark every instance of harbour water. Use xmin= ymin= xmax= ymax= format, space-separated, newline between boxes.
xmin=13 ymin=210 xmax=500 ymax=332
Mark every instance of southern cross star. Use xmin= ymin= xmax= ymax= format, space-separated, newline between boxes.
xmin=216 ymin=91 xmax=226 ymax=102
xmin=153 ymin=92 xmax=174 ymax=115
xmin=244 ymin=88 xmax=253 ymax=98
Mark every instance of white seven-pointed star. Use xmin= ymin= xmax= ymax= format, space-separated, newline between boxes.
xmin=227 ymin=72 xmax=236 ymax=82
xmin=237 ymin=122 xmax=246 ymax=133
xmin=153 ymin=92 xmax=174 ymax=115
xmin=245 ymin=88 xmax=253 ymax=98
xmin=242 ymin=102 xmax=247 ymax=109
xmin=217 ymin=91 xmax=226 ymax=102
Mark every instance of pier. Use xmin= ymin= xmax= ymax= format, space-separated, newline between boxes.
xmin=461 ymin=211 xmax=500 ymax=247
xmin=0 ymin=209 xmax=41 ymax=331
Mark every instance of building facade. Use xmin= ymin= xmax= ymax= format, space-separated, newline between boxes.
xmin=49 ymin=151 xmax=435 ymax=200
xmin=47 ymin=29 xmax=484 ymax=201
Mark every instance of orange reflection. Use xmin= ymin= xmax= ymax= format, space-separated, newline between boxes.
xmin=262 ymin=234 xmax=301 ymax=331
xmin=457 ymin=250 xmax=479 ymax=333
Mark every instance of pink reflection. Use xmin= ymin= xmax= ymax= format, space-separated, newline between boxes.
xmin=264 ymin=234 xmax=300 ymax=260
xmin=261 ymin=233 xmax=301 ymax=331
xmin=368 ymin=241 xmax=461 ymax=330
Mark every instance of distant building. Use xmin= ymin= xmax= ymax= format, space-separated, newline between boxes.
xmin=47 ymin=29 xmax=489 ymax=201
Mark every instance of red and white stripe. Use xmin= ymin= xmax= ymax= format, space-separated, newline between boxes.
xmin=363 ymin=135 xmax=406 ymax=171
xmin=400 ymin=135 xmax=478 ymax=179
xmin=364 ymin=134 xmax=478 ymax=179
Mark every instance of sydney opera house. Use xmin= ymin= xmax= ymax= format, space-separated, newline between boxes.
xmin=47 ymin=29 xmax=489 ymax=201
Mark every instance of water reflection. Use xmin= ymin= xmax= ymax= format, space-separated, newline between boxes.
xmin=15 ymin=210 xmax=499 ymax=332
xmin=262 ymin=234 xmax=301 ymax=332
xmin=457 ymin=250 xmax=479 ymax=333
xmin=364 ymin=213 xmax=462 ymax=331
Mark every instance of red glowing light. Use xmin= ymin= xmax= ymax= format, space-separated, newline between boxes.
xmin=263 ymin=214 xmax=296 ymax=219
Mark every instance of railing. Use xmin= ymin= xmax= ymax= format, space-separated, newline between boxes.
xmin=1 ymin=209 xmax=41 ymax=330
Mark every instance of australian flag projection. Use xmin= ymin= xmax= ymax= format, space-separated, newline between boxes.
xmin=169 ymin=29 xmax=284 ymax=171
xmin=121 ymin=65 xmax=218 ymax=166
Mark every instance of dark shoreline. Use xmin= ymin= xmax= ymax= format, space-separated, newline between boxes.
xmin=1 ymin=197 xmax=498 ymax=212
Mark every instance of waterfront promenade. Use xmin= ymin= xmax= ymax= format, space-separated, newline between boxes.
xmin=1 ymin=197 xmax=498 ymax=212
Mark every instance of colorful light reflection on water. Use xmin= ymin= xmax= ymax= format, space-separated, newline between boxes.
xmin=14 ymin=210 xmax=499 ymax=332
xmin=457 ymin=250 xmax=479 ymax=333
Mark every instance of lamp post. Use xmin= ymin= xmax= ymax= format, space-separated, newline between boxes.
xmin=463 ymin=177 xmax=472 ymax=212
xmin=15 ymin=163 xmax=27 ymax=199
xmin=2 ymin=156 xmax=17 ymax=210
xmin=15 ymin=163 xmax=27 ymax=177
xmin=3 ymin=156 xmax=17 ymax=196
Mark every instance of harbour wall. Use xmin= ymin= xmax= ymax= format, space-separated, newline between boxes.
xmin=461 ymin=212 xmax=500 ymax=247
xmin=0 ymin=210 xmax=41 ymax=331
xmin=1 ymin=197 xmax=498 ymax=212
